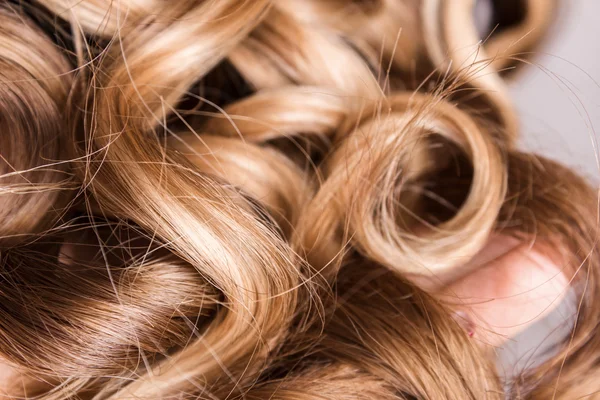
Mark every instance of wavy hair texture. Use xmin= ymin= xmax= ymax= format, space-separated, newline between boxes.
xmin=0 ymin=0 xmax=598 ymax=399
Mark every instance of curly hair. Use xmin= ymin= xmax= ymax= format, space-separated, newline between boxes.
xmin=0 ymin=0 xmax=598 ymax=398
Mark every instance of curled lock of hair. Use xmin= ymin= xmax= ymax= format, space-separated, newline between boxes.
xmin=293 ymin=92 xmax=507 ymax=281
xmin=0 ymin=6 xmax=74 ymax=246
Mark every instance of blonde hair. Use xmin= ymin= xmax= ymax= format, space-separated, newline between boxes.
xmin=0 ymin=0 xmax=598 ymax=398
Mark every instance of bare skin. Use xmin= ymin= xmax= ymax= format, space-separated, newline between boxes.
xmin=0 ymin=365 xmax=39 ymax=398
xmin=440 ymin=236 xmax=570 ymax=347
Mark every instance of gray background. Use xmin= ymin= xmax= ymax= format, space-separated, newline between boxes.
xmin=512 ymin=0 xmax=600 ymax=180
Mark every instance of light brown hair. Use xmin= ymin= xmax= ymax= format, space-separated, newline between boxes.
xmin=0 ymin=0 xmax=598 ymax=398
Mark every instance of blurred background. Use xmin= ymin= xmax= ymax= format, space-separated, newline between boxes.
xmin=512 ymin=0 xmax=600 ymax=180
